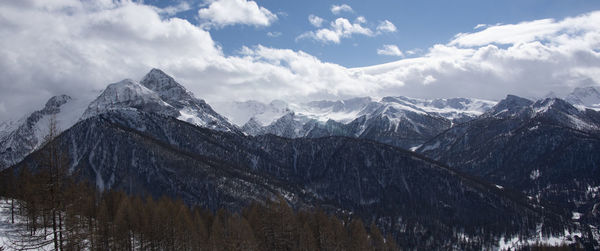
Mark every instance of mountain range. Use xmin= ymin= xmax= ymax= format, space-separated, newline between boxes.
xmin=2 ymin=68 xmax=600 ymax=248
xmin=215 ymin=95 xmax=496 ymax=149
xmin=417 ymin=95 xmax=600 ymax=225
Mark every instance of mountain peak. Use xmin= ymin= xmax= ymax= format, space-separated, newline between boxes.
xmin=486 ymin=95 xmax=533 ymax=117
xmin=140 ymin=68 xmax=197 ymax=108
xmin=566 ymin=86 xmax=600 ymax=108
xmin=141 ymin=68 xmax=183 ymax=91
xmin=496 ymin=95 xmax=532 ymax=108
xmin=43 ymin=94 xmax=72 ymax=112
xmin=533 ymin=97 xmax=578 ymax=114
xmin=105 ymin=79 xmax=157 ymax=99
xmin=543 ymin=91 xmax=559 ymax=99
xmin=143 ymin=68 xmax=172 ymax=81
xmin=572 ymin=86 xmax=600 ymax=95
xmin=81 ymin=79 xmax=176 ymax=120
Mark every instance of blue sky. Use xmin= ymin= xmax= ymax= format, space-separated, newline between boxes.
xmin=145 ymin=0 xmax=600 ymax=67
xmin=0 ymin=0 xmax=599 ymax=121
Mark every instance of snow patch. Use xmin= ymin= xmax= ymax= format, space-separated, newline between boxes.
xmin=178 ymin=107 xmax=207 ymax=126
xmin=497 ymin=229 xmax=580 ymax=251
xmin=421 ymin=141 xmax=440 ymax=152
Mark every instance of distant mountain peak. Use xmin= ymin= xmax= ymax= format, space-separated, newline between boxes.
xmin=533 ymin=97 xmax=578 ymax=114
xmin=44 ymin=94 xmax=72 ymax=111
xmin=566 ymin=86 xmax=600 ymax=108
xmin=486 ymin=94 xmax=533 ymax=117
xmin=572 ymin=86 xmax=600 ymax=94
xmin=543 ymin=91 xmax=559 ymax=99
xmin=503 ymin=94 xmax=532 ymax=103
xmin=0 ymin=94 xmax=80 ymax=169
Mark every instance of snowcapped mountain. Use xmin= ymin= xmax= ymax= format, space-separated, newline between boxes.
xmin=81 ymin=78 xmax=178 ymax=120
xmin=219 ymin=96 xmax=495 ymax=127
xmin=213 ymin=99 xmax=291 ymax=126
xmin=482 ymin=94 xmax=534 ymax=118
xmin=3 ymin=70 xmax=599 ymax=248
xmin=565 ymin=86 xmax=600 ymax=110
xmin=380 ymin=96 xmax=496 ymax=123
xmin=417 ymin=95 xmax=600 ymax=222
xmin=140 ymin=69 xmax=239 ymax=132
xmin=0 ymin=94 xmax=88 ymax=169
xmin=0 ymin=69 xmax=242 ymax=170
xmin=293 ymin=97 xmax=374 ymax=123
xmin=228 ymin=96 xmax=496 ymax=148
xmin=83 ymin=69 xmax=240 ymax=133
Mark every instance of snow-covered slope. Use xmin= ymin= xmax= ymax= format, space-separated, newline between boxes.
xmin=380 ymin=96 xmax=496 ymax=122
xmin=230 ymin=96 xmax=496 ymax=148
xmin=223 ymin=96 xmax=496 ymax=130
xmin=293 ymin=97 xmax=374 ymax=123
xmin=213 ymin=100 xmax=291 ymax=126
xmin=565 ymin=86 xmax=600 ymax=110
xmin=0 ymin=95 xmax=87 ymax=169
xmin=81 ymin=79 xmax=177 ymax=120
xmin=140 ymin=69 xmax=240 ymax=133
xmin=82 ymin=69 xmax=240 ymax=133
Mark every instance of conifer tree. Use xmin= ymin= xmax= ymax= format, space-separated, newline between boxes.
xmin=192 ymin=209 xmax=209 ymax=249
xmin=385 ymin=233 xmax=399 ymax=250
xmin=370 ymin=222 xmax=386 ymax=251
xmin=208 ymin=209 xmax=227 ymax=251
xmin=331 ymin=215 xmax=350 ymax=250
xmin=297 ymin=221 xmax=317 ymax=251
xmin=348 ymin=218 xmax=370 ymax=251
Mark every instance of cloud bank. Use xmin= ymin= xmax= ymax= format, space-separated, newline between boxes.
xmin=0 ymin=1 xmax=599 ymax=122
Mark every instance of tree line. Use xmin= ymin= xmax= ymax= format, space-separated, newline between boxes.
xmin=0 ymin=159 xmax=398 ymax=250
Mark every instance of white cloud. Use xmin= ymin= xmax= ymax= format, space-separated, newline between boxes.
xmin=0 ymin=0 xmax=223 ymax=120
xmin=298 ymin=18 xmax=397 ymax=44
xmin=331 ymin=4 xmax=353 ymax=15
xmin=297 ymin=18 xmax=373 ymax=44
xmin=155 ymin=1 xmax=192 ymax=16
xmin=376 ymin=20 xmax=397 ymax=33
xmin=198 ymin=0 xmax=277 ymax=28
xmin=0 ymin=2 xmax=599 ymax=123
xmin=377 ymin=45 xmax=404 ymax=57
xmin=406 ymin=49 xmax=421 ymax=55
xmin=473 ymin=23 xmax=487 ymax=30
xmin=308 ymin=15 xmax=325 ymax=27
xmin=355 ymin=16 xmax=367 ymax=24
xmin=451 ymin=11 xmax=600 ymax=47
xmin=267 ymin=31 xmax=281 ymax=37
xmin=423 ymin=75 xmax=436 ymax=85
